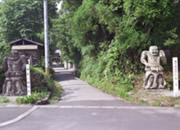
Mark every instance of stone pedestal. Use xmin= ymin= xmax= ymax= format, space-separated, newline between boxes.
xmin=144 ymin=71 xmax=166 ymax=89
xmin=3 ymin=76 xmax=26 ymax=96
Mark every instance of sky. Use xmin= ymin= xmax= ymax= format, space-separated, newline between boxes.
xmin=57 ymin=1 xmax=63 ymax=11
xmin=0 ymin=0 xmax=62 ymax=11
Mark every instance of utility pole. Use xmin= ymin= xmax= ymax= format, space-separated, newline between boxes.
xmin=44 ymin=0 xmax=50 ymax=74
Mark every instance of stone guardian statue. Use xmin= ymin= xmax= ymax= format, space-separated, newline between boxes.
xmin=1 ymin=50 xmax=27 ymax=96
xmin=140 ymin=46 xmax=167 ymax=89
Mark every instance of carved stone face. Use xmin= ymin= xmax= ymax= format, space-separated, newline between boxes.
xmin=149 ymin=46 xmax=158 ymax=56
xmin=11 ymin=50 xmax=19 ymax=57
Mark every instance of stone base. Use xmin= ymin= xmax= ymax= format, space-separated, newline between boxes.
xmin=144 ymin=71 xmax=166 ymax=89
xmin=2 ymin=77 xmax=27 ymax=96
xmin=143 ymin=89 xmax=180 ymax=97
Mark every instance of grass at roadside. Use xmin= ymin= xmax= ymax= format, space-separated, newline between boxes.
xmin=15 ymin=80 xmax=63 ymax=104
xmin=48 ymin=80 xmax=63 ymax=104
xmin=0 ymin=97 xmax=9 ymax=103
xmin=16 ymin=92 xmax=47 ymax=104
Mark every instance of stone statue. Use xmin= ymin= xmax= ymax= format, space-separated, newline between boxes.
xmin=140 ymin=46 xmax=167 ymax=89
xmin=1 ymin=50 xmax=27 ymax=96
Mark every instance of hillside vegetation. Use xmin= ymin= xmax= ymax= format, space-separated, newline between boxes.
xmin=52 ymin=0 xmax=180 ymax=100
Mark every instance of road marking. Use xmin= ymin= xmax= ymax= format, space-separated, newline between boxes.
xmin=0 ymin=104 xmax=179 ymax=111
xmin=0 ymin=104 xmax=177 ymax=110
xmin=37 ymin=105 xmax=176 ymax=111
xmin=0 ymin=105 xmax=32 ymax=108
xmin=0 ymin=106 xmax=38 ymax=128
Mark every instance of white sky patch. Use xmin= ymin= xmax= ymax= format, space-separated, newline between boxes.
xmin=57 ymin=1 xmax=63 ymax=11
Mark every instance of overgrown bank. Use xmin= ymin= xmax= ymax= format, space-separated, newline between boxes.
xmin=80 ymin=56 xmax=134 ymax=100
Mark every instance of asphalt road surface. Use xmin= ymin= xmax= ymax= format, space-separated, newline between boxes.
xmin=0 ymin=67 xmax=180 ymax=130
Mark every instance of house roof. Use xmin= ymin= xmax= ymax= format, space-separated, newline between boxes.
xmin=8 ymin=38 xmax=44 ymax=47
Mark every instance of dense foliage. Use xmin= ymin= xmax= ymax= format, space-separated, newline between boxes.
xmin=0 ymin=0 xmax=58 ymax=43
xmin=52 ymin=0 xmax=180 ymax=97
xmin=58 ymin=0 xmax=180 ymax=63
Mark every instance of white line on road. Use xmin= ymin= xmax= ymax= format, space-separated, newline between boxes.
xmin=37 ymin=105 xmax=177 ymax=111
xmin=0 ymin=105 xmax=32 ymax=108
xmin=1 ymin=104 xmax=179 ymax=111
xmin=0 ymin=106 xmax=38 ymax=128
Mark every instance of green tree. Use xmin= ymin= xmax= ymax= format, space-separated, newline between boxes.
xmin=52 ymin=13 xmax=81 ymax=64
xmin=55 ymin=0 xmax=180 ymax=83
xmin=51 ymin=0 xmax=82 ymax=63
xmin=0 ymin=0 xmax=58 ymax=43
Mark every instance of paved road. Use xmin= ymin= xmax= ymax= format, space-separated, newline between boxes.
xmin=1 ymin=67 xmax=180 ymax=130
xmin=0 ymin=107 xmax=31 ymax=124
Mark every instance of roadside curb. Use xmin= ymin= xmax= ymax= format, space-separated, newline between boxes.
xmin=175 ymin=104 xmax=180 ymax=108
xmin=0 ymin=106 xmax=38 ymax=128
xmin=35 ymin=91 xmax=51 ymax=105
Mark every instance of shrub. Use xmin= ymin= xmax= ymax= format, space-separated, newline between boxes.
xmin=30 ymin=66 xmax=54 ymax=92
xmin=16 ymin=92 xmax=47 ymax=104
xmin=0 ymin=97 xmax=9 ymax=103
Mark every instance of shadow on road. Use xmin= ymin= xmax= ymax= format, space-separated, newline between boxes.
xmin=55 ymin=73 xmax=76 ymax=81
xmin=52 ymin=63 xmax=64 ymax=68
